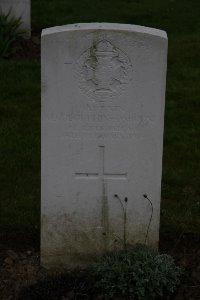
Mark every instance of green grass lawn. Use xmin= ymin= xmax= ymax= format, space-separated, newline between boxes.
xmin=0 ymin=61 xmax=40 ymax=232
xmin=0 ymin=0 xmax=200 ymax=236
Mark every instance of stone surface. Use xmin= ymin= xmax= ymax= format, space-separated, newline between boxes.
xmin=0 ymin=0 xmax=31 ymax=36
xmin=41 ymin=23 xmax=168 ymax=268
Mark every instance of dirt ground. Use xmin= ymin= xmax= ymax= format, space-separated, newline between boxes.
xmin=10 ymin=32 xmax=41 ymax=61
xmin=0 ymin=232 xmax=199 ymax=300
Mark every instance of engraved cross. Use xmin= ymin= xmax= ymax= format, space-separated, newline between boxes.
xmin=75 ymin=146 xmax=127 ymax=181
xmin=75 ymin=146 xmax=127 ymax=249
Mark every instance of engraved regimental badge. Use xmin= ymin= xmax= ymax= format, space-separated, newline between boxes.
xmin=76 ymin=40 xmax=132 ymax=101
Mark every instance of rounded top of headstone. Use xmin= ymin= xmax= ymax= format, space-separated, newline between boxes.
xmin=42 ymin=23 xmax=167 ymax=40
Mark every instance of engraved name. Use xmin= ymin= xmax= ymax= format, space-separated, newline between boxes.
xmin=45 ymin=110 xmax=155 ymax=140
xmin=45 ymin=111 xmax=155 ymax=125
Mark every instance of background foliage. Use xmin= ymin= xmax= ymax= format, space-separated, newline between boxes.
xmin=0 ymin=10 xmax=25 ymax=58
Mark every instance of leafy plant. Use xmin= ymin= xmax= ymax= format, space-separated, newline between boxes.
xmin=0 ymin=9 xmax=25 ymax=58
xmin=92 ymin=244 xmax=182 ymax=300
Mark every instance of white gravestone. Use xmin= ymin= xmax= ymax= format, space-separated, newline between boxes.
xmin=0 ymin=0 xmax=31 ymax=36
xmin=41 ymin=23 xmax=168 ymax=268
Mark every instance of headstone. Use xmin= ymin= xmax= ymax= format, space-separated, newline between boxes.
xmin=41 ymin=23 xmax=168 ymax=268
xmin=0 ymin=0 xmax=31 ymax=37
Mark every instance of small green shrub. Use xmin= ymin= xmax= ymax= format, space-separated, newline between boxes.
xmin=0 ymin=9 xmax=25 ymax=58
xmin=92 ymin=244 xmax=182 ymax=300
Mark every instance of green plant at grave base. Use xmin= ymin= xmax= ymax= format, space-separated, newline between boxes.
xmin=92 ymin=244 xmax=182 ymax=300
xmin=0 ymin=9 xmax=25 ymax=58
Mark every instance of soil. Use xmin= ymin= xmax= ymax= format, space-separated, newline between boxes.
xmin=0 ymin=232 xmax=199 ymax=300
xmin=10 ymin=31 xmax=41 ymax=61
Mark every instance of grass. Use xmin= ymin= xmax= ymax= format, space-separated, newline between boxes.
xmin=162 ymin=34 xmax=200 ymax=233
xmin=0 ymin=0 xmax=200 ymax=236
xmin=31 ymin=0 xmax=200 ymax=35
xmin=0 ymin=61 xmax=40 ymax=232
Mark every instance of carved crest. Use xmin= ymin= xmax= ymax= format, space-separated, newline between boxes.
xmin=76 ymin=40 xmax=132 ymax=101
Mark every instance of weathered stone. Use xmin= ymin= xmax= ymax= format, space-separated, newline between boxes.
xmin=41 ymin=23 xmax=168 ymax=268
